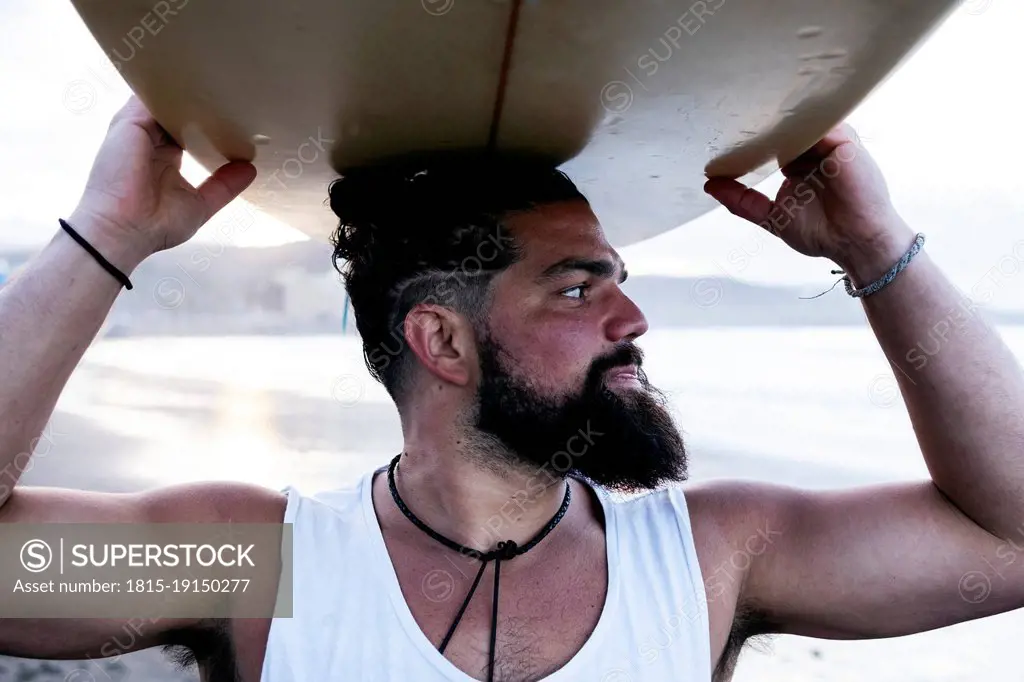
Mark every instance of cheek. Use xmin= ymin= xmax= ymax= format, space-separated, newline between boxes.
xmin=493 ymin=318 xmax=597 ymax=390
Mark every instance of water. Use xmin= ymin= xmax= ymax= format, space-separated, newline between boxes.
xmin=70 ymin=326 xmax=1024 ymax=486
xmin=34 ymin=326 xmax=1024 ymax=681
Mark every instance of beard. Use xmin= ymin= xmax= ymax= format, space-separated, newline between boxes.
xmin=473 ymin=333 xmax=688 ymax=494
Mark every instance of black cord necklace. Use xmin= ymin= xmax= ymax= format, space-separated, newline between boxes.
xmin=386 ymin=453 xmax=571 ymax=682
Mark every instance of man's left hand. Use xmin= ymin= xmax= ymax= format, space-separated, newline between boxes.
xmin=704 ymin=123 xmax=914 ymax=282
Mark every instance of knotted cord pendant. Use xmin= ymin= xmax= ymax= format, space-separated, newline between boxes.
xmin=386 ymin=453 xmax=571 ymax=682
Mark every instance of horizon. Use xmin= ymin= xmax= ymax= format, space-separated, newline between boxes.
xmin=1 ymin=0 xmax=1022 ymax=308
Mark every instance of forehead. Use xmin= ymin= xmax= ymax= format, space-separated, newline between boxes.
xmin=504 ymin=199 xmax=618 ymax=269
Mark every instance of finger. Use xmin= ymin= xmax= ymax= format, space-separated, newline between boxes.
xmin=703 ymin=178 xmax=775 ymax=226
xmin=781 ymin=121 xmax=863 ymax=181
xmin=154 ymin=142 xmax=184 ymax=168
xmin=807 ymin=122 xmax=860 ymax=159
xmin=131 ymin=119 xmax=177 ymax=150
xmin=108 ymin=94 xmax=177 ymax=149
xmin=110 ymin=95 xmax=156 ymax=132
xmin=780 ymin=153 xmax=822 ymax=180
xmin=196 ymin=161 xmax=258 ymax=220
xmin=111 ymin=94 xmax=151 ymax=123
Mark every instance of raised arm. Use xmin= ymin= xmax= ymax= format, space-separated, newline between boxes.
xmin=703 ymin=126 xmax=1024 ymax=639
xmin=0 ymin=96 xmax=284 ymax=658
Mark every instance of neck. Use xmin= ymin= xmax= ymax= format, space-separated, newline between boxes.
xmin=391 ymin=442 xmax=569 ymax=554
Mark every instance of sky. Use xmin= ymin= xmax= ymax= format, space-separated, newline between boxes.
xmin=1 ymin=0 xmax=1022 ymax=307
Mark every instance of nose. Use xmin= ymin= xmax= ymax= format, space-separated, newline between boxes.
xmin=606 ymin=288 xmax=649 ymax=343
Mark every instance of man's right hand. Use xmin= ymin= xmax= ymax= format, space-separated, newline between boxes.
xmin=0 ymin=94 xmax=271 ymax=661
xmin=67 ymin=95 xmax=257 ymax=265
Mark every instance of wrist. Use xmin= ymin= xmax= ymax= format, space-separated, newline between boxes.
xmin=835 ymin=217 xmax=917 ymax=289
xmin=64 ymin=208 xmax=153 ymax=275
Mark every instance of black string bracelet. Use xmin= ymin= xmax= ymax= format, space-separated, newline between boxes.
xmin=59 ymin=218 xmax=134 ymax=290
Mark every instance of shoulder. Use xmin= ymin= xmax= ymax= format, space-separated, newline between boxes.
xmin=603 ymin=481 xmax=799 ymax=581
xmin=652 ymin=481 xmax=804 ymax=668
xmin=140 ymin=480 xmax=289 ymax=524
xmin=680 ymin=479 xmax=802 ymax=549
xmin=147 ymin=474 xmax=372 ymax=525
xmin=596 ymin=481 xmax=803 ymax=676
xmin=0 ymin=480 xmax=290 ymax=526
xmin=605 ymin=479 xmax=799 ymax=538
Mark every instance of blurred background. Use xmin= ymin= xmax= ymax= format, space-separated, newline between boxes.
xmin=2 ymin=0 xmax=1023 ymax=680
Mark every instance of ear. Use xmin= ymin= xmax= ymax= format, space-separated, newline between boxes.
xmin=403 ymin=303 xmax=477 ymax=387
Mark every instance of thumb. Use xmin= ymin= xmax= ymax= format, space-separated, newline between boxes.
xmin=197 ymin=161 xmax=258 ymax=221
xmin=704 ymin=178 xmax=775 ymax=227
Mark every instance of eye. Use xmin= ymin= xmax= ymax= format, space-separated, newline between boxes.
xmin=560 ymin=284 xmax=590 ymax=300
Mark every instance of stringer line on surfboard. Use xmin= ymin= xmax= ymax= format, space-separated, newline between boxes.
xmin=487 ymin=0 xmax=526 ymax=152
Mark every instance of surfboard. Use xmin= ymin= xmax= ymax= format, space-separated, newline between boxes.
xmin=67 ymin=0 xmax=959 ymax=247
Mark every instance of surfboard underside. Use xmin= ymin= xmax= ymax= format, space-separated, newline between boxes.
xmin=68 ymin=0 xmax=959 ymax=246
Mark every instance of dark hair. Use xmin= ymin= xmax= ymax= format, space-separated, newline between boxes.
xmin=328 ymin=156 xmax=588 ymax=403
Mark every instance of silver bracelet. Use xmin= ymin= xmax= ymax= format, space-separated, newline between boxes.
xmin=831 ymin=233 xmax=925 ymax=298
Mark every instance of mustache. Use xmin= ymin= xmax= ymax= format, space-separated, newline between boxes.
xmin=589 ymin=343 xmax=645 ymax=376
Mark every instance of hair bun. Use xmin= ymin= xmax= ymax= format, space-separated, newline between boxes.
xmin=328 ymin=155 xmax=580 ymax=275
xmin=329 ymin=166 xmax=396 ymax=264
xmin=328 ymin=159 xmax=478 ymax=275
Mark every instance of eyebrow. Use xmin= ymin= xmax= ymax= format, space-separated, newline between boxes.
xmin=536 ymin=255 xmax=628 ymax=284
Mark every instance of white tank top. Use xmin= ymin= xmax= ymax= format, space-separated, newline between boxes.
xmin=260 ymin=466 xmax=711 ymax=681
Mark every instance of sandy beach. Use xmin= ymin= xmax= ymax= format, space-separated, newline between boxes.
xmin=3 ymin=329 xmax=1024 ymax=681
